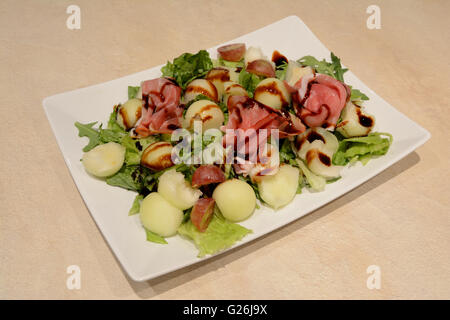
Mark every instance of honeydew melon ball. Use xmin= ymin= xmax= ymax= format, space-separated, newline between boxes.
xmin=82 ymin=142 xmax=125 ymax=177
xmin=258 ymin=164 xmax=299 ymax=209
xmin=212 ymin=179 xmax=256 ymax=222
xmin=253 ymin=78 xmax=290 ymax=110
xmin=158 ymin=169 xmax=202 ymax=210
xmin=140 ymin=192 xmax=183 ymax=237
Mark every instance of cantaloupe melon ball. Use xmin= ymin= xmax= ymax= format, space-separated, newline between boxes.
xmin=212 ymin=179 xmax=256 ymax=222
xmin=140 ymin=192 xmax=183 ymax=237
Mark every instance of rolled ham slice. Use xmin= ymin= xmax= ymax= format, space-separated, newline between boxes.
xmin=294 ymin=74 xmax=350 ymax=130
xmin=134 ymin=78 xmax=182 ymax=137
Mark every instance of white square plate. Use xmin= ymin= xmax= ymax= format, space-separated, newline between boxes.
xmin=43 ymin=16 xmax=430 ymax=281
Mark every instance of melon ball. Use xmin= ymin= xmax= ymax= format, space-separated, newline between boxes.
xmin=82 ymin=142 xmax=125 ymax=177
xmin=117 ymin=98 xmax=143 ymax=130
xmin=140 ymin=192 xmax=183 ymax=237
xmin=212 ymin=179 xmax=256 ymax=222
xmin=258 ymin=164 xmax=299 ymax=209
xmin=253 ymin=78 xmax=290 ymax=109
xmin=158 ymin=169 xmax=202 ymax=210
xmin=183 ymin=100 xmax=225 ymax=131
xmin=184 ymin=79 xmax=218 ymax=103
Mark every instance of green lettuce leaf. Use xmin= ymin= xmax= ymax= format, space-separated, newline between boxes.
xmin=178 ymin=208 xmax=252 ymax=257
xmin=333 ymin=132 xmax=393 ymax=166
xmin=74 ymin=122 xmax=101 ymax=152
xmin=106 ymin=165 xmax=152 ymax=192
xmin=161 ymin=50 xmax=213 ymax=89
xmin=275 ymin=62 xmax=288 ymax=80
xmin=218 ymin=57 xmax=244 ymax=68
xmin=128 ymin=86 xmax=140 ymax=99
xmin=121 ymin=135 xmax=157 ymax=166
xmin=98 ymin=129 xmax=125 ymax=144
xmin=145 ymin=228 xmax=168 ymax=244
xmin=296 ymin=159 xmax=326 ymax=192
xmin=107 ymin=105 xmax=126 ymax=133
xmin=296 ymin=169 xmax=305 ymax=194
xmin=279 ymin=139 xmax=296 ymax=163
xmin=128 ymin=194 xmax=144 ymax=216
xmin=238 ymin=69 xmax=262 ymax=97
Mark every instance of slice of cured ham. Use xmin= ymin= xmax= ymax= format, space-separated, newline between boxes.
xmin=134 ymin=78 xmax=182 ymax=137
xmin=222 ymin=96 xmax=305 ymax=177
xmin=294 ymin=74 xmax=350 ymax=130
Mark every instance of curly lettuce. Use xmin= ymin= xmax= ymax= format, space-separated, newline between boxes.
xmin=178 ymin=207 xmax=252 ymax=257
xmin=333 ymin=132 xmax=393 ymax=166
xmin=161 ymin=50 xmax=213 ymax=88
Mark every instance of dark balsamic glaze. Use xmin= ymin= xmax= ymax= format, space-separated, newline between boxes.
xmin=271 ymin=50 xmax=288 ymax=67
xmin=318 ymin=152 xmax=331 ymax=166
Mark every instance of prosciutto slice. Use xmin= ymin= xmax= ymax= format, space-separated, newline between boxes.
xmin=223 ymin=96 xmax=305 ymax=138
xmin=134 ymin=78 xmax=182 ymax=137
xmin=222 ymin=96 xmax=305 ymax=176
xmin=294 ymin=74 xmax=350 ymax=129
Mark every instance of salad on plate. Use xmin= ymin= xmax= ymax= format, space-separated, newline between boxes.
xmin=75 ymin=43 xmax=392 ymax=257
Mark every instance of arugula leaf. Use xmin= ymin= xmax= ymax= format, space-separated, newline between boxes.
xmin=74 ymin=122 xmax=101 ymax=152
xmin=99 ymin=106 xmax=128 ymax=144
xmin=298 ymin=55 xmax=335 ymax=77
xmin=128 ymin=86 xmax=140 ymax=100
xmin=178 ymin=207 xmax=251 ymax=257
xmin=75 ymin=107 xmax=127 ymax=152
xmin=128 ymin=194 xmax=143 ymax=216
xmin=238 ymin=69 xmax=262 ymax=97
xmin=298 ymin=52 xmax=370 ymax=103
xmin=350 ymin=88 xmax=369 ymax=102
xmin=298 ymin=52 xmax=348 ymax=81
xmin=330 ymin=52 xmax=348 ymax=82
xmin=145 ymin=228 xmax=168 ymax=244
xmin=332 ymin=132 xmax=393 ymax=166
xmin=161 ymin=50 xmax=213 ymax=89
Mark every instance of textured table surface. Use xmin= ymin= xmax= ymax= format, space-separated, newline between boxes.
xmin=1 ymin=0 xmax=449 ymax=299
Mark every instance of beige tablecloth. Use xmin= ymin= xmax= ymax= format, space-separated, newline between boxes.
xmin=0 ymin=0 xmax=449 ymax=299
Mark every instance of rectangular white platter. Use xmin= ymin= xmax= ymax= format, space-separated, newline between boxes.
xmin=43 ymin=16 xmax=430 ymax=281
